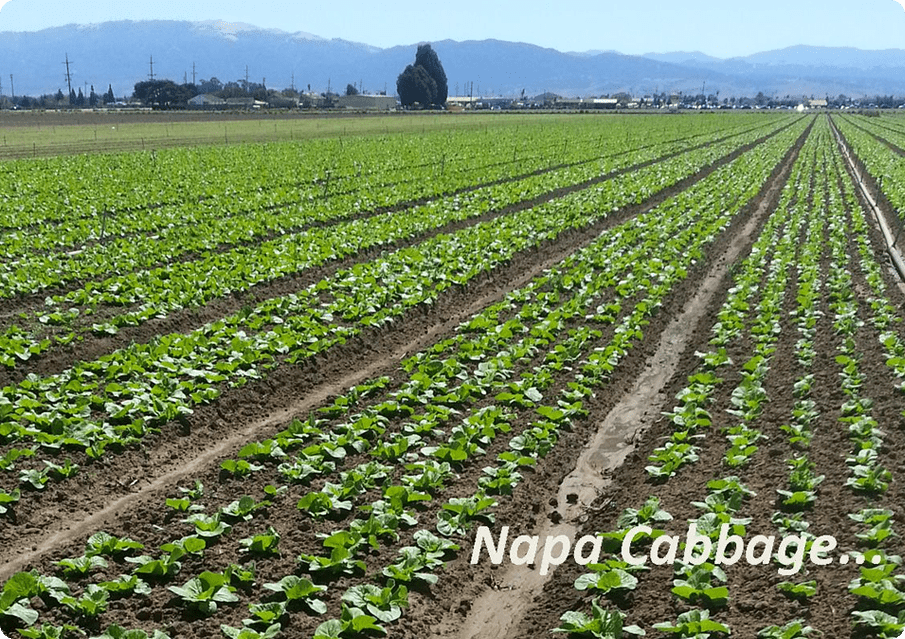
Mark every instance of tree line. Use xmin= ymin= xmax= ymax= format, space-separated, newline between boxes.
xmin=2 ymin=84 xmax=116 ymax=109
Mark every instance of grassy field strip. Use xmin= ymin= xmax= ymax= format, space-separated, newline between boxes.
xmin=0 ymin=113 xmax=775 ymax=161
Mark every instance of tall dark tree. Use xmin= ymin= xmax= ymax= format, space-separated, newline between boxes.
xmin=396 ymin=44 xmax=447 ymax=108
xmin=396 ymin=64 xmax=437 ymax=107
xmin=104 ymin=84 xmax=115 ymax=104
xmin=345 ymin=83 xmax=359 ymax=96
xmin=414 ymin=44 xmax=448 ymax=105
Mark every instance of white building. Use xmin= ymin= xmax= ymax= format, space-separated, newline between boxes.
xmin=334 ymin=95 xmax=397 ymax=111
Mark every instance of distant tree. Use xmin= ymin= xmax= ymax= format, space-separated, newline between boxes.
xmin=55 ymin=88 xmax=64 ymax=103
xmin=104 ymin=84 xmax=115 ymax=104
xmin=396 ymin=44 xmax=447 ymax=108
xmin=133 ymin=79 xmax=192 ymax=108
xmin=69 ymin=89 xmax=76 ymax=105
xmin=197 ymin=77 xmax=223 ymax=94
xmin=414 ymin=44 xmax=448 ymax=105
xmin=345 ymin=83 xmax=359 ymax=96
xmin=219 ymin=82 xmax=245 ymax=99
xmin=397 ymin=64 xmax=437 ymax=107
xmin=88 ymin=85 xmax=98 ymax=107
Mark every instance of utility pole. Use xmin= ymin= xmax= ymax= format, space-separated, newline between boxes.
xmin=192 ymin=62 xmax=196 ymax=85
xmin=9 ymin=75 xmax=13 ymax=100
xmin=291 ymin=72 xmax=295 ymax=92
xmin=245 ymin=65 xmax=249 ymax=93
xmin=63 ymin=53 xmax=73 ymax=96
xmin=148 ymin=55 xmax=155 ymax=80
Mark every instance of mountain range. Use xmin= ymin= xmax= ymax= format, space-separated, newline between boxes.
xmin=1 ymin=20 xmax=903 ymax=99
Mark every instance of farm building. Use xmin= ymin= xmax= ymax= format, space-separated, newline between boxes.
xmin=334 ymin=94 xmax=397 ymax=110
xmin=187 ymin=93 xmax=226 ymax=109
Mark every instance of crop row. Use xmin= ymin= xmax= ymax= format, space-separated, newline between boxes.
xmin=0 ymin=116 xmax=808 ymax=638
xmin=828 ymin=123 xmax=905 ymax=636
xmin=0 ymin=114 xmax=774 ymax=238
xmin=549 ymin=113 xmax=815 ymax=636
xmin=0 ymin=117 xmax=810 ymax=518
xmin=832 ymin=114 xmax=905 ymax=222
xmin=0 ymin=117 xmax=799 ymax=373
xmin=0 ymin=116 xmax=790 ymax=296
xmin=548 ymin=115 xmax=905 ymax=638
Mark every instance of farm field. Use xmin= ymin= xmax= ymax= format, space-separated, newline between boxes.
xmin=0 ymin=111 xmax=550 ymax=160
xmin=0 ymin=111 xmax=904 ymax=639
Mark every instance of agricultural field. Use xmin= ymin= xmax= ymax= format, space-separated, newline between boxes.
xmin=0 ymin=110 xmax=904 ymax=639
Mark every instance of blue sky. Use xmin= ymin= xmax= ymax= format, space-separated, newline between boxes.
xmin=0 ymin=0 xmax=903 ymax=58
